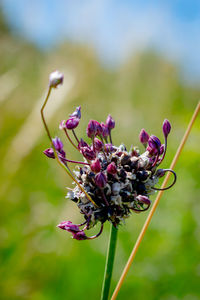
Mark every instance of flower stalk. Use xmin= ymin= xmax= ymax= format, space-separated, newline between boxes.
xmin=101 ymin=224 xmax=118 ymax=300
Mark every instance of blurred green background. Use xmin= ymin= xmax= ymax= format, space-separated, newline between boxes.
xmin=0 ymin=5 xmax=200 ymax=300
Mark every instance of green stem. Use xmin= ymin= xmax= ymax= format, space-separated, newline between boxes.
xmin=101 ymin=224 xmax=118 ymax=300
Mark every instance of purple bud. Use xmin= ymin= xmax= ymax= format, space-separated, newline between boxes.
xmin=86 ymin=120 xmax=97 ymax=138
xmin=49 ymin=70 xmax=64 ymax=88
xmin=136 ymin=195 xmax=151 ymax=206
xmin=156 ymin=169 xmax=166 ymax=178
xmin=81 ymin=146 xmax=96 ymax=161
xmin=91 ymin=159 xmax=101 ymax=173
xmin=78 ymin=139 xmax=88 ymax=149
xmin=66 ymin=117 xmax=80 ymax=130
xmin=148 ymin=135 xmax=161 ymax=151
xmin=139 ymin=129 xmax=149 ymax=145
xmin=43 ymin=148 xmax=55 ymax=159
xmin=59 ymin=120 xmax=66 ymax=130
xmin=72 ymin=231 xmax=88 ymax=240
xmin=101 ymin=123 xmax=109 ymax=138
xmin=96 ymin=121 xmax=103 ymax=136
xmin=52 ymin=137 xmax=63 ymax=151
xmin=160 ymin=144 xmax=165 ymax=155
xmin=105 ymin=143 xmax=114 ymax=152
xmin=106 ymin=114 xmax=115 ymax=130
xmin=70 ymin=106 xmax=81 ymax=119
xmin=163 ymin=119 xmax=171 ymax=138
xmin=107 ymin=162 xmax=117 ymax=175
xmin=94 ymin=138 xmax=103 ymax=151
xmin=57 ymin=221 xmax=80 ymax=233
xmin=95 ymin=172 xmax=107 ymax=188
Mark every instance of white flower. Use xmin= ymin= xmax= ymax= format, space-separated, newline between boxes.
xmin=49 ymin=70 xmax=64 ymax=88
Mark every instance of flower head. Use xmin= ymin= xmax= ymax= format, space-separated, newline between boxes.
xmin=49 ymin=71 xmax=64 ymax=88
xmin=42 ymin=99 xmax=176 ymax=241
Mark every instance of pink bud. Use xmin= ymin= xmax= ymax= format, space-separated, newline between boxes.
xmin=139 ymin=129 xmax=149 ymax=144
xmin=43 ymin=148 xmax=55 ymax=159
xmin=94 ymin=138 xmax=103 ymax=151
xmin=107 ymin=162 xmax=117 ymax=175
xmin=91 ymin=159 xmax=101 ymax=173
xmin=106 ymin=114 xmax=115 ymax=130
xmin=87 ymin=120 xmax=97 ymax=138
xmin=136 ymin=195 xmax=151 ymax=206
xmin=72 ymin=231 xmax=88 ymax=240
xmin=101 ymin=123 xmax=109 ymax=138
xmin=81 ymin=146 xmax=96 ymax=160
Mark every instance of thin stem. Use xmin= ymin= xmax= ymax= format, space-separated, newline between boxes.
xmin=41 ymin=87 xmax=98 ymax=208
xmin=64 ymin=128 xmax=79 ymax=150
xmin=72 ymin=129 xmax=80 ymax=143
xmin=152 ymin=169 xmax=176 ymax=191
xmin=59 ymin=155 xmax=90 ymax=166
xmin=101 ymin=224 xmax=118 ymax=300
xmin=109 ymin=131 xmax=113 ymax=144
xmin=111 ymin=101 xmax=200 ymax=300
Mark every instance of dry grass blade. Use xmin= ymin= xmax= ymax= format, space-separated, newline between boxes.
xmin=111 ymin=101 xmax=200 ymax=300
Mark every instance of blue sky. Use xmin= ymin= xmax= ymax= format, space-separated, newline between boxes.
xmin=1 ymin=0 xmax=200 ymax=83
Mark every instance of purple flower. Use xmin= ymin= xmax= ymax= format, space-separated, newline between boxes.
xmin=136 ymin=195 xmax=151 ymax=205
xmin=91 ymin=159 xmax=101 ymax=173
xmin=148 ymin=135 xmax=161 ymax=152
xmin=106 ymin=114 xmax=115 ymax=130
xmin=43 ymin=148 xmax=55 ymax=159
xmin=107 ymin=162 xmax=117 ymax=175
xmin=105 ymin=143 xmax=114 ymax=152
xmin=81 ymin=146 xmax=96 ymax=160
xmin=66 ymin=117 xmax=80 ymax=130
xmin=101 ymin=123 xmax=109 ymax=138
xmin=59 ymin=120 xmax=66 ymax=130
xmin=72 ymin=231 xmax=88 ymax=240
xmin=70 ymin=106 xmax=81 ymax=119
xmin=86 ymin=120 xmax=97 ymax=138
xmin=163 ymin=119 xmax=171 ymax=138
xmin=78 ymin=138 xmax=88 ymax=149
xmin=94 ymin=138 xmax=103 ymax=151
xmin=139 ymin=129 xmax=149 ymax=145
xmin=96 ymin=121 xmax=103 ymax=136
xmin=57 ymin=221 xmax=80 ymax=233
xmin=95 ymin=172 xmax=107 ymax=188
xmin=52 ymin=137 xmax=63 ymax=152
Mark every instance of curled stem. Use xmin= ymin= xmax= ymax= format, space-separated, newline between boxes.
xmin=152 ymin=169 xmax=177 ymax=191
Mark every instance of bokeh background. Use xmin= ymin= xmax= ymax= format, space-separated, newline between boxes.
xmin=0 ymin=1 xmax=200 ymax=299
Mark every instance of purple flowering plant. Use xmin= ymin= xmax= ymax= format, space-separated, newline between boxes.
xmin=41 ymin=71 xmax=176 ymax=241
xmin=41 ymin=71 xmax=177 ymax=299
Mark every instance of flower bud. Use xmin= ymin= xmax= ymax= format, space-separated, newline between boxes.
xmin=57 ymin=221 xmax=80 ymax=233
xmin=59 ymin=120 xmax=66 ymax=130
xmin=105 ymin=143 xmax=114 ymax=152
xmin=78 ymin=139 xmax=88 ymax=149
xmin=155 ymin=169 xmax=166 ymax=178
xmin=72 ymin=231 xmax=88 ymax=240
xmin=96 ymin=121 xmax=103 ymax=136
xmin=95 ymin=172 xmax=107 ymax=188
xmin=70 ymin=106 xmax=81 ymax=119
xmin=94 ymin=138 xmax=103 ymax=151
xmin=139 ymin=129 xmax=149 ymax=145
xmin=163 ymin=119 xmax=171 ymax=138
xmin=43 ymin=148 xmax=55 ymax=159
xmin=106 ymin=114 xmax=115 ymax=130
xmin=81 ymin=146 xmax=96 ymax=160
xmin=136 ymin=195 xmax=151 ymax=206
xmin=107 ymin=162 xmax=117 ymax=175
xmin=101 ymin=123 xmax=109 ymax=138
xmin=87 ymin=120 xmax=97 ymax=138
xmin=148 ymin=135 xmax=161 ymax=151
xmin=91 ymin=159 xmax=101 ymax=173
xmin=49 ymin=70 xmax=64 ymax=88
xmin=66 ymin=117 xmax=80 ymax=130
xmin=52 ymin=137 xmax=63 ymax=151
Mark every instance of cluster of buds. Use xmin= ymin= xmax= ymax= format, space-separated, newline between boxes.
xmin=42 ymin=71 xmax=176 ymax=241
